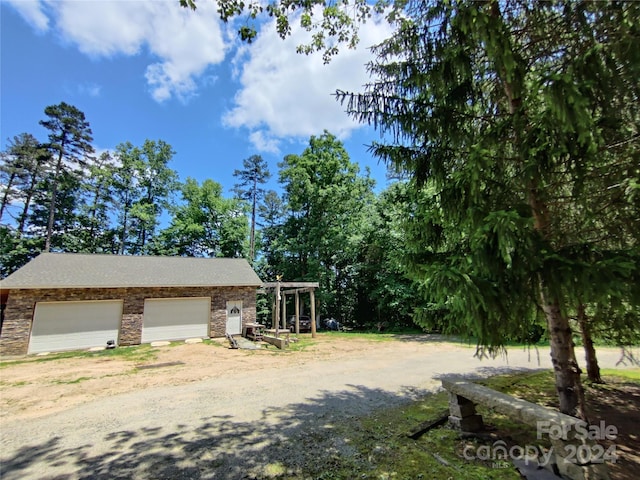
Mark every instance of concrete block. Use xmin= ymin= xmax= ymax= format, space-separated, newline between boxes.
xmin=448 ymin=414 xmax=484 ymax=432
xmin=263 ymin=335 xmax=287 ymax=349
xmin=555 ymin=455 xmax=610 ymax=480
xmin=448 ymin=391 xmax=474 ymax=405
xmin=449 ymin=400 xmax=477 ymax=418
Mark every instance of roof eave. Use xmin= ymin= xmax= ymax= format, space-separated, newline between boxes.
xmin=1 ymin=283 xmax=264 ymax=290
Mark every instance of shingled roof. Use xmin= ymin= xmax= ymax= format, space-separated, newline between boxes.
xmin=0 ymin=253 xmax=263 ymax=289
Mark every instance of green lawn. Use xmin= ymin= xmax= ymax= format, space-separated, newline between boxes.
xmin=299 ymin=368 xmax=640 ymax=479
xmin=0 ymin=343 xmax=158 ymax=368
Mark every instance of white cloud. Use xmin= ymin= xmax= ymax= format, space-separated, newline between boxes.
xmin=7 ymin=0 xmax=395 ymax=144
xmin=249 ymin=131 xmax=281 ymax=155
xmin=8 ymin=0 xmax=228 ymax=102
xmin=5 ymin=0 xmax=50 ymax=32
xmin=223 ymin=14 xmax=394 ymax=153
xmin=78 ymin=83 xmax=102 ymax=97
xmin=54 ymin=1 xmax=152 ymax=56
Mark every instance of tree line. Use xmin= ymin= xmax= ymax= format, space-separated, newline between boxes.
xmin=2 ymin=0 xmax=639 ymax=421
xmin=0 ymin=103 xmax=246 ymax=270
xmin=181 ymin=0 xmax=640 ymax=420
xmin=0 ymin=104 xmax=416 ymax=331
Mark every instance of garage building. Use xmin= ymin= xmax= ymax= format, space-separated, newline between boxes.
xmin=0 ymin=253 xmax=263 ymax=355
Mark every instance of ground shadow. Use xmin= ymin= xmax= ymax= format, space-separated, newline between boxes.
xmin=586 ymin=381 xmax=640 ymax=480
xmin=2 ymin=373 xmax=637 ymax=479
xmin=0 ymin=385 xmax=434 ymax=480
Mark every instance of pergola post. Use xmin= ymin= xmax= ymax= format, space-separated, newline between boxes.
xmin=295 ymin=291 xmax=300 ymax=335
xmin=310 ymin=288 xmax=316 ymax=338
xmin=281 ymin=292 xmax=287 ymax=330
xmin=262 ymin=282 xmax=319 ymax=338
xmin=274 ymin=282 xmax=280 ymax=332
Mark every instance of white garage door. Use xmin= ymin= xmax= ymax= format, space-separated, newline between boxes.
xmin=29 ymin=300 xmax=123 ymax=354
xmin=142 ymin=297 xmax=210 ymax=343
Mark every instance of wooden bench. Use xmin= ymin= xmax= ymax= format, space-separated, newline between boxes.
xmin=441 ymin=376 xmax=610 ymax=480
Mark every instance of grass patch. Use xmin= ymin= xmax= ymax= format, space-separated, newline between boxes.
xmin=299 ymin=387 xmax=522 ymax=479
xmin=0 ymin=344 xmax=158 ymax=368
xmin=262 ymin=331 xmax=394 ymax=352
xmin=286 ymin=336 xmax=317 ymax=352
xmin=262 ymin=462 xmax=287 ymax=477
xmin=51 ymin=376 xmax=92 ymax=385
xmin=440 ymin=335 xmax=551 ymax=349
xmin=599 ymin=368 xmax=640 ymax=382
xmin=0 ymin=380 xmax=30 ymax=387
xmin=291 ymin=368 xmax=639 ymax=479
xmin=478 ymin=370 xmax=558 ymax=407
xmin=352 ymin=326 xmax=426 ymax=335
xmin=316 ymin=331 xmax=396 ymax=342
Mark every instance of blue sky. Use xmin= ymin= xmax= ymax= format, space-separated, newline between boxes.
xmin=1 ymin=0 xmax=395 ymax=196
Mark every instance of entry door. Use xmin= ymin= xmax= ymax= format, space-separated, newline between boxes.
xmin=226 ymin=300 xmax=242 ymax=335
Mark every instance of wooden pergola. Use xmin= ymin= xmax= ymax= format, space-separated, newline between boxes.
xmin=262 ymin=281 xmax=320 ymax=338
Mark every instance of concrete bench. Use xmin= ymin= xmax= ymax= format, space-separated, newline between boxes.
xmin=441 ymin=376 xmax=610 ymax=480
xmin=265 ymin=328 xmax=291 ymax=337
xmin=262 ymin=334 xmax=288 ymax=349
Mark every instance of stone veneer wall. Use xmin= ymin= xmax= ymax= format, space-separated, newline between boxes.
xmin=0 ymin=286 xmax=257 ymax=356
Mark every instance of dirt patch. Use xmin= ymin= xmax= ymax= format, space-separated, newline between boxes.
xmin=587 ymin=381 xmax=640 ymax=480
xmin=0 ymin=336 xmax=637 ymax=479
xmin=0 ymin=334 xmax=458 ymax=421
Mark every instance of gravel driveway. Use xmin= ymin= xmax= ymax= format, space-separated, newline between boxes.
xmin=0 ymin=336 xmax=630 ymax=479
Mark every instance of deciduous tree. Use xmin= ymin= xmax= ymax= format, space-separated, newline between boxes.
xmin=152 ymin=178 xmax=248 ymax=258
xmin=278 ymin=131 xmax=375 ymax=321
xmin=180 ymin=0 xmax=382 ymax=62
xmin=111 ymin=140 xmax=178 ymax=254
xmin=355 ymin=181 xmax=418 ymax=330
xmin=76 ymin=151 xmax=118 ymax=253
xmin=255 ymin=189 xmax=287 ymax=281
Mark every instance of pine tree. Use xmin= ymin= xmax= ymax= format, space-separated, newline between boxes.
xmin=39 ymin=102 xmax=94 ymax=252
xmin=232 ymin=155 xmax=271 ymax=262
xmin=337 ymin=0 xmax=640 ymax=418
xmin=0 ymin=133 xmax=51 ymax=229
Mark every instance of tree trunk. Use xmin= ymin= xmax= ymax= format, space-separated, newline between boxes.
xmin=488 ymin=0 xmax=587 ymax=419
xmin=18 ymin=184 xmax=35 ymax=235
xmin=45 ymin=151 xmax=64 ymax=252
xmin=250 ymin=177 xmax=257 ymax=262
xmin=18 ymin=164 xmax=42 ymax=235
xmin=577 ymin=304 xmax=603 ymax=383
xmin=0 ymin=171 xmax=18 ymax=222
xmin=141 ymin=225 xmax=147 ymax=251
xmin=540 ymin=289 xmax=588 ymax=419
xmin=119 ymin=206 xmax=129 ymax=255
xmin=530 ymin=184 xmax=587 ymax=419
xmin=87 ymin=188 xmax=101 ymax=252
